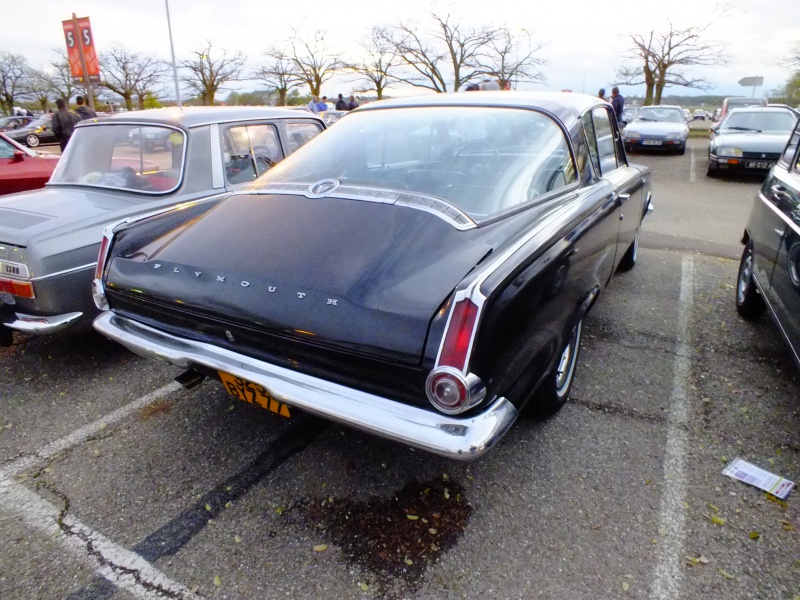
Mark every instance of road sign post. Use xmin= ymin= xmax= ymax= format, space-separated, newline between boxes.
xmin=738 ymin=76 xmax=764 ymax=98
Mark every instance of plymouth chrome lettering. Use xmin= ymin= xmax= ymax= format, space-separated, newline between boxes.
xmin=297 ymin=292 xmax=306 ymax=299
xmin=216 ymin=276 xmax=225 ymax=282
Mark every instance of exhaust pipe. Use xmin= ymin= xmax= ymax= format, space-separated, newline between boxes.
xmin=174 ymin=368 xmax=205 ymax=389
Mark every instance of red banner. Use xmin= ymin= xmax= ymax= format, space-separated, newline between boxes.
xmin=62 ymin=17 xmax=100 ymax=83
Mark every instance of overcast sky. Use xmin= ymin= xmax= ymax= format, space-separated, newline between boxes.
xmin=3 ymin=0 xmax=799 ymax=102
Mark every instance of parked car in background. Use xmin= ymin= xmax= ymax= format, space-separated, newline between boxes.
xmin=0 ymin=106 xmax=325 ymax=346
xmin=693 ymin=109 xmax=707 ymax=121
xmin=0 ymin=115 xmax=37 ymax=133
xmin=4 ymin=114 xmax=57 ymax=148
xmin=0 ymin=132 xmax=60 ymax=195
xmin=717 ymin=96 xmax=768 ymax=125
xmin=682 ymin=109 xmax=691 ymax=121
xmin=320 ymin=110 xmax=348 ymax=127
xmin=623 ymin=105 xmax=689 ymax=154
xmin=92 ymin=92 xmax=653 ymax=459
xmin=707 ymin=107 xmax=798 ymax=177
xmin=736 ymin=118 xmax=800 ymax=369
xmin=621 ymin=106 xmax=638 ymax=127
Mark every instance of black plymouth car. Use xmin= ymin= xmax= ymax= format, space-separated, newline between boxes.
xmin=736 ymin=118 xmax=800 ymax=368
xmin=92 ymin=92 xmax=653 ymax=459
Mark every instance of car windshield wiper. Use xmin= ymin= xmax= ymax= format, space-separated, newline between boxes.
xmin=724 ymin=126 xmax=761 ymax=132
xmin=636 ymin=118 xmax=656 ymax=122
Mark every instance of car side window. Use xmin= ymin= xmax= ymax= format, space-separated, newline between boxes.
xmin=223 ymin=124 xmax=282 ymax=184
xmin=285 ymin=122 xmax=323 ymax=155
xmin=783 ymin=128 xmax=800 ymax=169
xmin=0 ymin=136 xmax=17 ymax=158
xmin=591 ymin=107 xmax=619 ymax=175
xmin=581 ymin=112 xmax=601 ymax=175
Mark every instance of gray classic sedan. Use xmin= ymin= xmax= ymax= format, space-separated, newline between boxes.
xmin=622 ymin=105 xmax=689 ymax=155
xmin=736 ymin=118 xmax=800 ymax=368
xmin=0 ymin=106 xmax=325 ymax=346
xmin=707 ymin=107 xmax=798 ymax=177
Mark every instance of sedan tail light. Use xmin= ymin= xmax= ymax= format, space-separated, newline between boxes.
xmin=92 ymin=227 xmax=116 ymax=310
xmin=426 ymin=297 xmax=485 ymax=414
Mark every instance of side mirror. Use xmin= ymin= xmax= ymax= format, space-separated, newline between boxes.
xmin=12 ymin=150 xmax=25 ymax=162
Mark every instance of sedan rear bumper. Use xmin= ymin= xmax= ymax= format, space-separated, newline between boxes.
xmin=93 ymin=312 xmax=519 ymax=460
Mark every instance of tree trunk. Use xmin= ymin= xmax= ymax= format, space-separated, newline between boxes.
xmin=124 ymin=93 xmax=133 ymax=111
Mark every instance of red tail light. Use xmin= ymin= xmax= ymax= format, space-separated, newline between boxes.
xmin=438 ymin=298 xmax=479 ymax=370
xmin=94 ymin=234 xmax=111 ymax=280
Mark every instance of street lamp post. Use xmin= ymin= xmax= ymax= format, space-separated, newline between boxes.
xmin=164 ymin=0 xmax=182 ymax=107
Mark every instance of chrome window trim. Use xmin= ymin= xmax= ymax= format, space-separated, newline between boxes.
xmin=242 ymin=185 xmax=476 ymax=231
xmin=760 ymin=191 xmax=800 ymax=237
xmin=210 ymin=123 xmax=224 ymax=189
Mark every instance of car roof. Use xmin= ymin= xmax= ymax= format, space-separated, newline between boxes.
xmin=353 ymin=91 xmax=610 ymax=123
xmin=725 ymin=106 xmax=797 ymax=115
xmin=78 ymin=106 xmax=323 ymax=129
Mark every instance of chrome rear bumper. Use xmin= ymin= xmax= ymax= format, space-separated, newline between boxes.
xmin=3 ymin=311 xmax=83 ymax=335
xmin=93 ymin=312 xmax=519 ymax=460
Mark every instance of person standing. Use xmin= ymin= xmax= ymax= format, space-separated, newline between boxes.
xmin=307 ymin=96 xmax=320 ymax=113
xmin=610 ymin=87 xmax=625 ymax=123
xmin=598 ymin=88 xmax=607 ymax=101
xmin=51 ymin=98 xmax=82 ymax=152
xmin=348 ymin=95 xmax=360 ymax=110
xmin=335 ymin=94 xmax=348 ymax=110
xmin=317 ymin=96 xmax=328 ymax=112
xmin=75 ymin=95 xmax=97 ymax=120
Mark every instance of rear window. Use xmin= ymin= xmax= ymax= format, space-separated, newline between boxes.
xmin=50 ymin=124 xmax=185 ymax=194
xmin=264 ymin=106 xmax=578 ymax=221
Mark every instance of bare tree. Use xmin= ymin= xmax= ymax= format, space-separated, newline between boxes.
xmin=383 ymin=12 xmax=499 ymax=93
xmin=101 ymin=45 xmax=166 ymax=110
xmin=783 ymin=40 xmax=800 ymax=68
xmin=288 ymin=29 xmax=339 ymax=97
xmin=342 ymin=27 xmax=396 ymax=100
xmin=477 ymin=27 xmax=545 ymax=89
xmin=0 ymin=52 xmax=29 ymax=114
xmin=253 ymin=47 xmax=304 ymax=106
xmin=179 ymin=43 xmax=245 ymax=106
xmin=22 ymin=69 xmax=52 ymax=112
xmin=615 ymin=21 xmax=726 ymax=105
xmin=46 ymin=49 xmax=77 ymax=103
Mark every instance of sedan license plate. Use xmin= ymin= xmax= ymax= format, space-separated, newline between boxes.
xmin=745 ymin=161 xmax=771 ymax=169
xmin=218 ymin=371 xmax=291 ymax=417
xmin=642 ymin=140 xmax=662 ymax=146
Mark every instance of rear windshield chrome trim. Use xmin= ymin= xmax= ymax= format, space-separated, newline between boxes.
xmin=245 ymin=184 xmax=477 ymax=231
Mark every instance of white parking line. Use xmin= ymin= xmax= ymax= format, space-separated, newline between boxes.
xmin=689 ymin=146 xmax=696 ymax=182
xmin=0 ymin=381 xmax=182 ymax=479
xmin=0 ymin=478 xmax=197 ymax=599
xmin=651 ymin=256 xmax=693 ymax=599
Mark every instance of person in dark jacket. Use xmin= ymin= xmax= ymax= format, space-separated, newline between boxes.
xmin=75 ymin=95 xmax=97 ymax=120
xmin=611 ymin=87 xmax=625 ymax=123
xmin=335 ymin=94 xmax=348 ymax=110
xmin=51 ymin=98 xmax=82 ymax=151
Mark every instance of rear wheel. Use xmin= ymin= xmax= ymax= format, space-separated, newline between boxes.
xmin=26 ymin=134 xmax=39 ymax=147
xmin=736 ymin=241 xmax=767 ymax=320
xmin=532 ymin=319 xmax=583 ymax=417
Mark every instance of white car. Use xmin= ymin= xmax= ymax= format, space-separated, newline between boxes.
xmin=623 ymin=105 xmax=690 ymax=155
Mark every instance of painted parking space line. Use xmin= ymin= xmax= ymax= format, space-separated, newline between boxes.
xmin=689 ymin=146 xmax=696 ymax=182
xmin=651 ymin=256 xmax=693 ymax=599
xmin=0 ymin=381 xmax=182 ymax=480
xmin=0 ymin=478 xmax=196 ymax=599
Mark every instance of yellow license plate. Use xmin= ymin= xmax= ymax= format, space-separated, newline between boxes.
xmin=218 ymin=371 xmax=291 ymax=418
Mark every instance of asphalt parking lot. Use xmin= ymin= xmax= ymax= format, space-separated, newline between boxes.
xmin=1 ymin=137 xmax=798 ymax=599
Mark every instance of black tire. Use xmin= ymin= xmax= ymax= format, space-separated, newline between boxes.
xmin=706 ymin=160 xmax=719 ymax=177
xmin=617 ymin=229 xmax=639 ymax=272
xmin=736 ymin=241 xmax=767 ymax=320
xmin=677 ymin=144 xmax=686 ymax=155
xmin=532 ymin=319 xmax=583 ymax=417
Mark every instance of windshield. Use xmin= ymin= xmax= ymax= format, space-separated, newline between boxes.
xmin=50 ymin=123 xmax=186 ymax=193
xmin=261 ymin=106 xmax=577 ymax=221
xmin=721 ymin=111 xmax=797 ymax=133
xmin=634 ymin=107 xmax=684 ymax=123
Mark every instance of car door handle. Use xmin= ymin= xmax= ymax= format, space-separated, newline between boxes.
xmin=618 ymin=193 xmax=631 ymax=200
xmin=771 ymin=185 xmax=791 ymax=200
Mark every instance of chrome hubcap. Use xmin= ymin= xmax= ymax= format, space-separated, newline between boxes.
xmin=738 ymin=253 xmax=753 ymax=304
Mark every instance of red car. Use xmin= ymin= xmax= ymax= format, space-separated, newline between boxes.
xmin=0 ymin=132 xmax=59 ymax=195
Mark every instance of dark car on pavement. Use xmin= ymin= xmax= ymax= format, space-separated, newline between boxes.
xmin=707 ymin=107 xmax=798 ymax=177
xmin=0 ymin=106 xmax=325 ymax=346
xmin=92 ymin=92 xmax=653 ymax=460
xmin=5 ymin=114 xmax=57 ymax=148
xmin=0 ymin=115 xmax=37 ymax=133
xmin=736 ymin=119 xmax=800 ymax=368
xmin=0 ymin=132 xmax=59 ymax=195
